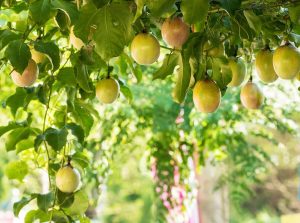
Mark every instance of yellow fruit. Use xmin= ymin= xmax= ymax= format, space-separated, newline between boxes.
xmin=193 ymin=79 xmax=221 ymax=113
xmin=273 ymin=43 xmax=300 ymax=79
xmin=204 ymin=41 xmax=225 ymax=57
xmin=96 ymin=78 xmax=120 ymax=104
xmin=11 ymin=59 xmax=39 ymax=87
xmin=31 ymin=48 xmax=46 ymax=64
xmin=161 ymin=17 xmax=190 ymax=48
xmin=297 ymin=72 xmax=300 ymax=81
xmin=240 ymin=82 xmax=264 ymax=109
xmin=55 ymin=166 xmax=81 ymax=193
xmin=228 ymin=58 xmax=246 ymax=87
xmin=70 ymin=26 xmax=84 ymax=50
xmin=131 ymin=33 xmax=160 ymax=65
xmin=255 ymin=48 xmax=278 ymax=83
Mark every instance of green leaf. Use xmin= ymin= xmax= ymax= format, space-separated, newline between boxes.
xmin=52 ymin=210 xmax=69 ymax=223
xmin=29 ymin=0 xmax=55 ymax=24
xmin=70 ymin=101 xmax=94 ymax=135
xmin=217 ymin=0 xmax=241 ymax=14
xmin=37 ymin=192 xmax=53 ymax=212
xmin=134 ymin=0 xmax=145 ymax=22
xmin=25 ymin=209 xmax=50 ymax=223
xmin=34 ymin=41 xmax=60 ymax=70
xmin=13 ymin=197 xmax=34 ymax=217
xmin=57 ymin=190 xmax=75 ymax=208
xmin=211 ymin=58 xmax=232 ymax=95
xmin=5 ymin=160 xmax=28 ymax=181
xmin=0 ymin=30 xmax=21 ymax=50
xmin=66 ymin=123 xmax=85 ymax=144
xmin=5 ymin=127 xmax=31 ymax=151
xmin=64 ymin=190 xmax=89 ymax=217
xmin=153 ymin=53 xmax=179 ymax=80
xmin=51 ymin=0 xmax=79 ymax=25
xmin=0 ymin=122 xmax=25 ymax=137
xmin=181 ymin=0 xmax=209 ymax=25
xmin=57 ymin=67 xmax=77 ymax=86
xmin=289 ymin=4 xmax=300 ymax=26
xmin=72 ymin=152 xmax=90 ymax=169
xmin=120 ymin=84 xmax=133 ymax=103
xmin=93 ymin=2 xmax=134 ymax=60
xmin=244 ymin=10 xmax=262 ymax=34
xmin=75 ymin=63 xmax=93 ymax=92
xmin=121 ymin=53 xmax=143 ymax=82
xmin=5 ymin=40 xmax=31 ymax=73
xmin=34 ymin=134 xmax=44 ymax=151
xmin=16 ymin=137 xmax=34 ymax=153
xmin=146 ymin=0 xmax=177 ymax=18
xmin=45 ymin=127 xmax=68 ymax=151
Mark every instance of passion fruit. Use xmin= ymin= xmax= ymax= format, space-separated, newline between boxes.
xmin=255 ymin=48 xmax=278 ymax=83
xmin=96 ymin=78 xmax=120 ymax=104
xmin=31 ymin=48 xmax=46 ymax=64
xmin=273 ymin=42 xmax=300 ymax=79
xmin=204 ymin=41 xmax=225 ymax=57
xmin=228 ymin=57 xmax=246 ymax=87
xmin=193 ymin=79 xmax=221 ymax=113
xmin=55 ymin=166 xmax=81 ymax=193
xmin=131 ymin=33 xmax=160 ymax=65
xmin=240 ymin=82 xmax=264 ymax=109
xmin=70 ymin=26 xmax=85 ymax=50
xmin=11 ymin=59 xmax=39 ymax=87
xmin=161 ymin=17 xmax=190 ymax=48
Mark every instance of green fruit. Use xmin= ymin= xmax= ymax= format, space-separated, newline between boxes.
xmin=96 ymin=78 xmax=120 ymax=104
xmin=55 ymin=166 xmax=81 ymax=193
xmin=273 ymin=43 xmax=300 ymax=79
xmin=228 ymin=58 xmax=246 ymax=87
xmin=255 ymin=48 xmax=278 ymax=83
xmin=204 ymin=41 xmax=225 ymax=57
xmin=240 ymin=82 xmax=264 ymax=109
xmin=131 ymin=33 xmax=160 ymax=65
xmin=161 ymin=17 xmax=190 ymax=48
xmin=11 ymin=59 xmax=39 ymax=87
xmin=193 ymin=79 xmax=221 ymax=113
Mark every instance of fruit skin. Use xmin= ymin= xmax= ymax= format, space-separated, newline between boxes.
xmin=55 ymin=166 xmax=81 ymax=193
xmin=131 ymin=33 xmax=160 ymax=65
xmin=31 ymin=48 xmax=46 ymax=64
xmin=240 ymin=82 xmax=264 ymax=109
xmin=204 ymin=42 xmax=225 ymax=57
xmin=255 ymin=48 xmax=278 ymax=83
xmin=273 ymin=43 xmax=300 ymax=79
xmin=193 ymin=79 xmax=221 ymax=113
xmin=161 ymin=17 xmax=190 ymax=48
xmin=70 ymin=26 xmax=85 ymax=50
xmin=297 ymin=72 xmax=300 ymax=81
xmin=96 ymin=78 xmax=120 ymax=104
xmin=11 ymin=59 xmax=39 ymax=87
xmin=228 ymin=58 xmax=246 ymax=87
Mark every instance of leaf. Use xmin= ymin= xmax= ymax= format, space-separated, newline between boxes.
xmin=181 ymin=0 xmax=209 ymax=25
xmin=34 ymin=134 xmax=45 ymax=151
xmin=57 ymin=67 xmax=77 ymax=86
xmin=57 ymin=190 xmax=75 ymax=208
xmin=211 ymin=58 xmax=232 ymax=95
xmin=289 ymin=4 xmax=300 ymax=26
xmin=120 ymin=84 xmax=133 ymax=103
xmin=5 ymin=127 xmax=31 ymax=151
xmin=5 ymin=160 xmax=28 ymax=181
xmin=34 ymin=41 xmax=60 ymax=70
xmin=217 ymin=0 xmax=241 ymax=14
xmin=52 ymin=210 xmax=69 ymax=223
xmin=75 ymin=63 xmax=93 ymax=92
xmin=29 ymin=0 xmax=55 ymax=24
xmin=5 ymin=40 xmax=31 ymax=73
xmin=0 ymin=30 xmax=21 ymax=50
xmin=244 ymin=10 xmax=262 ymax=34
xmin=70 ymin=101 xmax=94 ymax=135
xmin=93 ymin=2 xmax=134 ymax=60
xmin=37 ymin=193 xmax=53 ymax=212
xmin=66 ymin=123 xmax=85 ymax=144
xmin=121 ymin=53 xmax=142 ymax=82
xmin=13 ymin=197 xmax=34 ymax=217
xmin=64 ymin=190 xmax=89 ymax=217
xmin=51 ymin=0 xmax=79 ymax=25
xmin=45 ymin=127 xmax=68 ymax=151
xmin=146 ymin=0 xmax=177 ymax=18
xmin=134 ymin=0 xmax=145 ymax=22
xmin=16 ymin=137 xmax=34 ymax=153
xmin=153 ymin=53 xmax=179 ymax=80
xmin=25 ymin=209 xmax=50 ymax=223
xmin=72 ymin=152 xmax=90 ymax=169
xmin=0 ymin=122 xmax=25 ymax=138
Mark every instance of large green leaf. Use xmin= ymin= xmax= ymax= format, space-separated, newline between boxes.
xmin=24 ymin=209 xmax=50 ymax=223
xmin=45 ymin=127 xmax=68 ymax=151
xmin=66 ymin=123 xmax=85 ymax=144
xmin=34 ymin=41 xmax=60 ymax=70
xmin=29 ymin=0 xmax=55 ymax=24
xmin=51 ymin=0 xmax=79 ymax=24
xmin=75 ymin=63 xmax=93 ymax=93
xmin=72 ymin=152 xmax=90 ymax=169
xmin=13 ymin=197 xmax=34 ymax=217
xmin=57 ymin=67 xmax=77 ymax=86
xmin=146 ymin=0 xmax=177 ymax=18
xmin=5 ymin=127 xmax=31 ymax=151
xmin=64 ymin=190 xmax=89 ymax=217
xmin=244 ymin=10 xmax=262 ymax=34
xmin=0 ymin=30 xmax=20 ymax=50
xmin=0 ymin=122 xmax=25 ymax=138
xmin=5 ymin=40 xmax=31 ymax=73
xmin=217 ymin=0 xmax=241 ymax=14
xmin=37 ymin=193 xmax=53 ymax=212
xmin=153 ymin=53 xmax=179 ymax=80
xmin=5 ymin=160 xmax=28 ymax=181
xmin=181 ymin=0 xmax=209 ymax=25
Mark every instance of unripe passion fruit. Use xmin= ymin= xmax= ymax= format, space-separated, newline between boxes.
xmin=273 ymin=43 xmax=300 ymax=79
xmin=193 ymin=79 xmax=221 ymax=113
xmin=204 ymin=41 xmax=225 ymax=57
xmin=96 ymin=78 xmax=120 ymax=104
xmin=11 ymin=59 xmax=39 ymax=87
xmin=161 ymin=17 xmax=190 ymax=48
xmin=228 ymin=57 xmax=246 ymax=87
xmin=55 ymin=166 xmax=81 ymax=193
xmin=255 ymin=48 xmax=278 ymax=83
xmin=131 ymin=33 xmax=160 ymax=65
xmin=240 ymin=82 xmax=264 ymax=109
